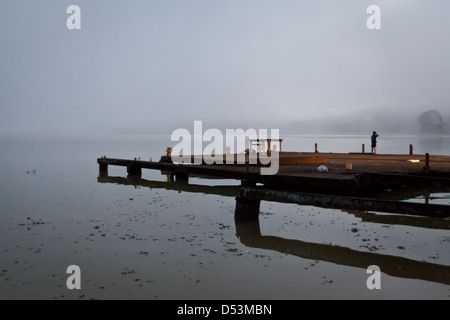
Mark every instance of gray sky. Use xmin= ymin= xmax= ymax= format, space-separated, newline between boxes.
xmin=1 ymin=1 xmax=450 ymax=135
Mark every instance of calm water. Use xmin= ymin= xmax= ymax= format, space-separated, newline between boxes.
xmin=0 ymin=134 xmax=449 ymax=300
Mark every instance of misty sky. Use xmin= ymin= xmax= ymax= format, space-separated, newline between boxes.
xmin=1 ymin=1 xmax=450 ymax=135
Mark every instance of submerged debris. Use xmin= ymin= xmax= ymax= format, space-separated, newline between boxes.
xmin=18 ymin=217 xmax=46 ymax=230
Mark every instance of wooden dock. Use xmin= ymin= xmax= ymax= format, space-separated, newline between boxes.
xmin=97 ymin=152 xmax=450 ymax=219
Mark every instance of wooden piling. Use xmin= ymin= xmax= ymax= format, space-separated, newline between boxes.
xmin=424 ymin=153 xmax=430 ymax=171
xmin=99 ymin=163 xmax=108 ymax=176
xmin=127 ymin=161 xmax=142 ymax=176
xmin=175 ymin=172 xmax=189 ymax=183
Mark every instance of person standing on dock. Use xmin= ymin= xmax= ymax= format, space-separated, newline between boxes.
xmin=371 ymin=131 xmax=379 ymax=155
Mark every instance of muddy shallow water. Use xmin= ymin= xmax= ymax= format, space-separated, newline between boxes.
xmin=0 ymin=135 xmax=449 ymax=299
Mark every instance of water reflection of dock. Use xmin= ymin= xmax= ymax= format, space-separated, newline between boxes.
xmin=235 ymin=219 xmax=450 ymax=286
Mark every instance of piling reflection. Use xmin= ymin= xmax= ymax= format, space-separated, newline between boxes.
xmin=235 ymin=219 xmax=450 ymax=285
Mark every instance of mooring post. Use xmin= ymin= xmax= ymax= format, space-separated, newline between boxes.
xmin=362 ymin=144 xmax=365 ymax=154
xmin=424 ymin=153 xmax=430 ymax=171
xmin=410 ymin=144 xmax=414 ymax=155
xmin=315 ymin=143 xmax=318 ymax=153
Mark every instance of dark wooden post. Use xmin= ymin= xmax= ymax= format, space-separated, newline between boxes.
xmin=127 ymin=161 xmax=142 ymax=176
xmin=410 ymin=145 xmax=413 ymax=155
xmin=175 ymin=172 xmax=189 ymax=183
xmin=423 ymin=153 xmax=430 ymax=171
xmin=315 ymin=143 xmax=318 ymax=153
xmin=362 ymin=144 xmax=365 ymax=154
xmin=99 ymin=163 xmax=108 ymax=176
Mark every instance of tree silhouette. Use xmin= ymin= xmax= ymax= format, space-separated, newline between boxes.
xmin=418 ymin=110 xmax=447 ymax=134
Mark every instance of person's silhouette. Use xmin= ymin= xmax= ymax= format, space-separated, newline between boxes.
xmin=371 ymin=131 xmax=379 ymax=155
